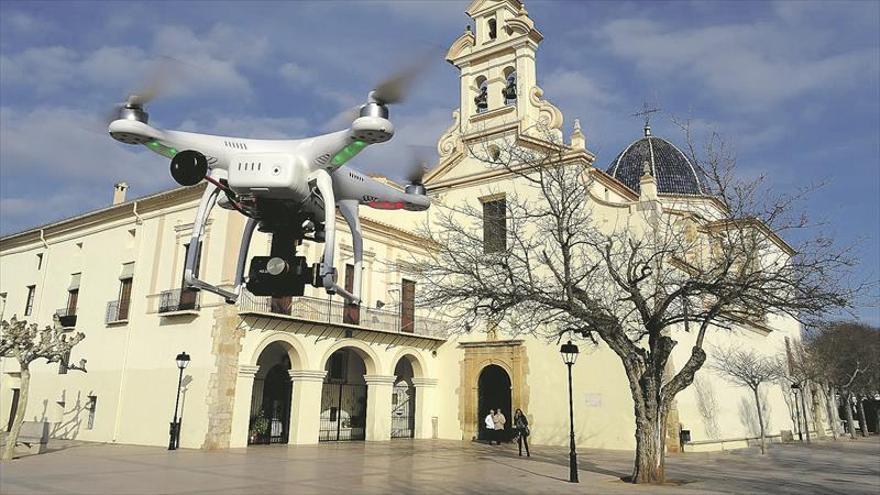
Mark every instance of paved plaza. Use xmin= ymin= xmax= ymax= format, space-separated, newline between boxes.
xmin=1 ymin=437 xmax=878 ymax=495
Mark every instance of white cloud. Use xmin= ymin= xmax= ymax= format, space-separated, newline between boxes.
xmin=596 ymin=17 xmax=879 ymax=108
xmin=541 ymin=69 xmax=621 ymax=107
xmin=279 ymin=62 xmax=316 ymax=86
xmin=177 ymin=115 xmax=310 ymax=139
xmin=0 ymin=106 xmax=169 ymax=186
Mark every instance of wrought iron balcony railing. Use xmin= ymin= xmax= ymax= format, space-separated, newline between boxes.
xmin=55 ymin=308 xmax=77 ymax=328
xmin=158 ymin=288 xmax=200 ymax=313
xmin=105 ymin=300 xmax=130 ymax=324
xmin=238 ymin=292 xmax=446 ymax=339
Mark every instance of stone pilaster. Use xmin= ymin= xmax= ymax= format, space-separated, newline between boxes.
xmin=229 ymin=365 xmax=259 ymax=448
xmin=364 ymin=374 xmax=396 ymax=441
xmin=201 ymin=305 xmax=246 ymax=449
xmin=288 ymin=370 xmax=326 ymax=445
xmin=412 ymin=377 xmax=439 ymax=439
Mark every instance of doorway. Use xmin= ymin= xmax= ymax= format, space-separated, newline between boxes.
xmin=391 ymin=358 xmax=416 ymax=439
xmin=478 ymin=365 xmax=511 ymax=442
xmin=320 ymin=349 xmax=368 ymax=441
xmin=249 ymin=343 xmax=292 ymax=445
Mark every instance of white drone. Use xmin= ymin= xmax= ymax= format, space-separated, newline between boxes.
xmin=107 ymin=63 xmax=430 ymax=309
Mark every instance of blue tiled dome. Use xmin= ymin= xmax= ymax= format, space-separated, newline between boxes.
xmin=606 ymin=128 xmax=705 ymax=196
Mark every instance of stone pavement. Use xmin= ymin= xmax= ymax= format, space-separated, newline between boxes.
xmin=0 ymin=436 xmax=877 ymax=495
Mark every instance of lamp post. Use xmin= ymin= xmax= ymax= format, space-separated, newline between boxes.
xmin=792 ymin=383 xmax=811 ymax=443
xmin=791 ymin=384 xmax=803 ymax=442
xmin=168 ymin=351 xmax=190 ymax=450
xmin=560 ymin=340 xmax=579 ymax=483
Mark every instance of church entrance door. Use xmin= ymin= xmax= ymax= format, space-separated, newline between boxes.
xmin=477 ymin=365 xmax=511 ymax=442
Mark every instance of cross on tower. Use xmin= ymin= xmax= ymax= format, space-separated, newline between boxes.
xmin=632 ymin=103 xmax=660 ymax=136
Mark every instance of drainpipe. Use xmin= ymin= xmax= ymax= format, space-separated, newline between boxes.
xmin=35 ymin=229 xmax=50 ymax=325
xmin=132 ymin=201 xmax=143 ymax=225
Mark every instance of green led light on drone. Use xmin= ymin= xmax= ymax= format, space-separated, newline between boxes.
xmin=145 ymin=140 xmax=178 ymax=159
xmin=330 ymin=140 xmax=367 ymax=166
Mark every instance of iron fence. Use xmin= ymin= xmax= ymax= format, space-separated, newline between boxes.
xmin=105 ymin=300 xmax=129 ymax=323
xmin=238 ymin=291 xmax=446 ymax=338
xmin=159 ymin=288 xmax=200 ymax=313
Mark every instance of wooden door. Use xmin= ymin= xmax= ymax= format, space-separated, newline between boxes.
xmin=400 ymin=279 xmax=415 ymax=333
xmin=343 ymin=264 xmax=360 ymax=325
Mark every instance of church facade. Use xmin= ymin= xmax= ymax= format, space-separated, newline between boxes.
xmin=0 ymin=0 xmax=830 ymax=453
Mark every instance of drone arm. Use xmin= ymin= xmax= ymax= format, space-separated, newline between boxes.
xmin=338 ymin=200 xmax=363 ymax=305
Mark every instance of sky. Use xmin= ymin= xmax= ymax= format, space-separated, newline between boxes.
xmin=1 ymin=0 xmax=878 ymax=322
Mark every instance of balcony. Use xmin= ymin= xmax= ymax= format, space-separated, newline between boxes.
xmin=238 ymin=292 xmax=447 ymax=340
xmin=55 ymin=308 xmax=77 ymax=328
xmin=105 ymin=300 xmax=130 ymax=324
xmin=158 ymin=288 xmax=200 ymax=315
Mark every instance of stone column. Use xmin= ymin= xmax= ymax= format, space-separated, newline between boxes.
xmin=288 ymin=370 xmax=326 ymax=445
xmin=412 ymin=377 xmax=438 ymax=439
xmin=229 ymin=365 xmax=259 ymax=448
xmin=364 ymin=374 xmax=396 ymax=441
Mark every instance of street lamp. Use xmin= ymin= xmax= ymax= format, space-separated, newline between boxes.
xmin=168 ymin=351 xmax=190 ymax=450
xmin=790 ymin=383 xmax=803 ymax=441
xmin=560 ymin=340 xmax=579 ymax=483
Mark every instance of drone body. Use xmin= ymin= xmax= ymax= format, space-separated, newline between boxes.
xmin=108 ymin=84 xmax=430 ymax=311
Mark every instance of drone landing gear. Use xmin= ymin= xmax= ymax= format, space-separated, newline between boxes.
xmin=184 ymin=181 xmax=240 ymax=302
xmin=309 ymin=171 xmax=364 ymax=306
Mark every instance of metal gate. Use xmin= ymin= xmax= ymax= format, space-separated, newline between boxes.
xmin=391 ymin=383 xmax=415 ymax=439
xmin=319 ymin=383 xmax=367 ymax=441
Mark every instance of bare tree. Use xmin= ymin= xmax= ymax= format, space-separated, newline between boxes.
xmin=710 ymin=346 xmax=780 ymax=453
xmin=808 ymin=321 xmax=879 ymax=438
xmin=0 ymin=316 xmax=85 ymax=461
xmin=418 ymin=123 xmax=861 ymax=483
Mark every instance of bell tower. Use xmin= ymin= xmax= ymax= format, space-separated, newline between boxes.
xmin=444 ymin=0 xmax=562 ymax=139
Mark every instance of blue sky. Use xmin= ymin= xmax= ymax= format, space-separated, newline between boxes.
xmin=1 ymin=0 xmax=878 ymax=322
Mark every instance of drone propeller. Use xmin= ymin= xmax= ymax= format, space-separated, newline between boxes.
xmin=105 ymin=56 xmax=186 ymax=125
xmin=370 ymin=58 xmax=429 ymax=106
xmin=405 ymin=145 xmax=434 ymax=185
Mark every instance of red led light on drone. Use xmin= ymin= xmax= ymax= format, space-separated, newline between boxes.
xmin=368 ymin=201 xmax=405 ymax=210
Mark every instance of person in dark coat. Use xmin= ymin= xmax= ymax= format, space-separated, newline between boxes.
xmin=514 ymin=408 xmax=530 ymax=456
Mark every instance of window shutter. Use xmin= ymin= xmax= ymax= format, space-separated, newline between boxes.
xmin=119 ymin=262 xmax=135 ymax=280
xmin=68 ymin=273 xmax=81 ymax=290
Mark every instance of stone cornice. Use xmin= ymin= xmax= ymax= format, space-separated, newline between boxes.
xmin=289 ymin=369 xmax=327 ymax=382
xmin=363 ymin=374 xmax=397 ymax=385
xmin=238 ymin=364 xmax=260 ymax=377
xmin=411 ymin=377 xmax=439 ymax=387
xmin=1 ymin=185 xmax=205 ymax=251
xmin=458 ymin=339 xmax=524 ymax=349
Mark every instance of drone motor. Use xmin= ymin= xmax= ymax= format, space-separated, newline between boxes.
xmin=170 ymin=150 xmax=209 ymax=186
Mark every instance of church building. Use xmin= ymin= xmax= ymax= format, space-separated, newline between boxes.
xmin=0 ymin=0 xmax=827 ymax=454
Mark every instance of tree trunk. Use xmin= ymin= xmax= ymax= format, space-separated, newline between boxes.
xmin=842 ymin=391 xmax=856 ymax=439
xmin=627 ymin=370 xmax=668 ymax=485
xmin=856 ymin=396 xmax=869 ymax=438
xmin=1 ymin=365 xmax=30 ymax=461
xmin=809 ymin=384 xmax=826 ymax=439
xmin=632 ymin=408 xmax=667 ymax=483
xmin=823 ymin=384 xmax=839 ymax=440
xmin=753 ymin=387 xmax=767 ymax=454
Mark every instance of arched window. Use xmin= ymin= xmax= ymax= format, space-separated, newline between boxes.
xmin=474 ymin=76 xmax=488 ymax=113
xmin=502 ymin=67 xmax=517 ymax=105
xmin=488 ymin=19 xmax=497 ymax=41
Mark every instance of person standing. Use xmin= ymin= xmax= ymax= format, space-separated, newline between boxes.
xmin=492 ymin=408 xmax=506 ymax=445
xmin=514 ymin=408 xmax=530 ymax=457
xmin=484 ymin=409 xmax=496 ymax=443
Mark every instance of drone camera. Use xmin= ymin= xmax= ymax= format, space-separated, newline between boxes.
xmin=171 ymin=150 xmax=209 ymax=186
xmin=246 ymin=255 xmax=312 ymax=297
